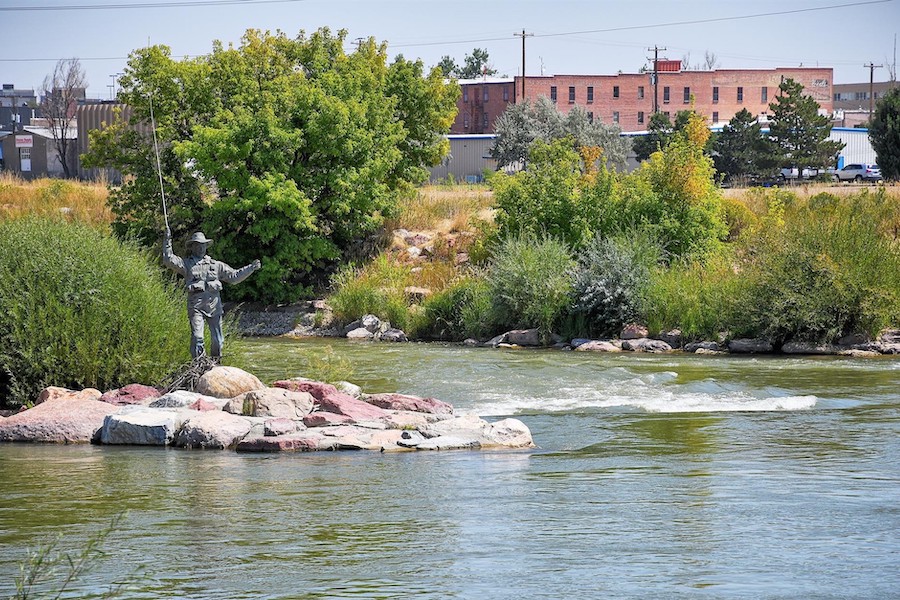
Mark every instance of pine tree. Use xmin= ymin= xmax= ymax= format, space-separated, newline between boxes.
xmin=713 ymin=108 xmax=776 ymax=182
xmin=869 ymin=86 xmax=900 ymax=180
xmin=768 ymin=78 xmax=843 ymax=170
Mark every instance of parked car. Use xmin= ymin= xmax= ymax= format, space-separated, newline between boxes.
xmin=834 ymin=163 xmax=882 ymax=183
xmin=779 ymin=167 xmax=820 ymax=181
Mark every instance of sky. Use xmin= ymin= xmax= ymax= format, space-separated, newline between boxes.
xmin=0 ymin=0 xmax=898 ymax=99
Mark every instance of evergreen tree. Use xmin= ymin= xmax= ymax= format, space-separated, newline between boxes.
xmin=712 ymin=108 xmax=776 ymax=182
xmin=768 ymin=78 xmax=843 ymax=170
xmin=869 ymin=86 xmax=900 ymax=180
xmin=632 ymin=110 xmax=697 ymax=161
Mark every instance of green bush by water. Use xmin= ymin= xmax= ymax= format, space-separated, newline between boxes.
xmin=0 ymin=218 xmax=191 ymax=407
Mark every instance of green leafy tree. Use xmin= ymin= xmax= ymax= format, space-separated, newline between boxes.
xmin=436 ymin=48 xmax=497 ymax=79
xmin=632 ymin=109 xmax=697 ymax=161
xmin=768 ymin=77 xmax=844 ymax=170
xmin=83 ymin=28 xmax=458 ymax=303
xmin=712 ymin=108 xmax=777 ymax=182
xmin=491 ymin=96 xmax=629 ymax=170
xmin=869 ymin=86 xmax=900 ymax=180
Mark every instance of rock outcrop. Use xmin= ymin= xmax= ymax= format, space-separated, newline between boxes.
xmin=195 ymin=366 xmax=265 ymax=398
xmin=0 ymin=392 xmax=119 ymax=443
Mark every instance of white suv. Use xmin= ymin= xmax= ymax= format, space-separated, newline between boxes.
xmin=835 ymin=163 xmax=882 ymax=183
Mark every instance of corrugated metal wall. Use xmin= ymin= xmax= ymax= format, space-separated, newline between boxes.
xmin=75 ymin=103 xmax=135 ymax=181
xmin=830 ymin=128 xmax=877 ymax=166
xmin=428 ymin=135 xmax=498 ymax=183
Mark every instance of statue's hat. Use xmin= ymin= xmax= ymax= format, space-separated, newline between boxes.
xmin=188 ymin=232 xmax=213 ymax=245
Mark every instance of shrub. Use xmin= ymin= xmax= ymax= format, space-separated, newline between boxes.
xmin=418 ymin=276 xmax=491 ymax=340
xmin=738 ymin=193 xmax=900 ymax=343
xmin=571 ymin=233 xmax=661 ymax=337
xmin=328 ymin=256 xmax=412 ymax=330
xmin=486 ymin=234 xmax=575 ymax=339
xmin=0 ymin=218 xmax=191 ymax=407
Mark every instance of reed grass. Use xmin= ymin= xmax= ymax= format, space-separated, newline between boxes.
xmin=0 ymin=174 xmax=112 ymax=226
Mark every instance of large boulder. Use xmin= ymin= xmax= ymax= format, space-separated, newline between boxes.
xmin=574 ymin=340 xmax=621 ymax=353
xmin=264 ymin=417 xmax=301 ymax=437
xmin=318 ymin=391 xmax=389 ymax=421
xmin=345 ymin=327 xmax=374 ymax=340
xmin=195 ymin=366 xmax=265 ymax=398
xmin=0 ymin=395 xmax=119 ymax=443
xmin=621 ymin=324 xmax=649 ymax=340
xmin=781 ymin=341 xmax=839 ymax=355
xmin=378 ymin=328 xmax=408 ymax=343
xmin=173 ymin=411 xmax=253 ymax=449
xmin=728 ymin=338 xmax=774 ymax=354
xmin=303 ymin=412 xmax=354 ymax=427
xmin=505 ymin=329 xmax=542 ymax=347
xmin=655 ymin=329 xmax=683 ymax=349
xmin=99 ymin=383 xmax=162 ymax=406
xmin=236 ymin=433 xmax=322 ymax=453
xmin=365 ymin=393 xmax=454 ymax=415
xmin=100 ymin=406 xmax=184 ymax=446
xmin=421 ymin=414 xmax=534 ymax=449
xmin=150 ymin=390 xmax=226 ymax=410
xmin=622 ymin=338 xmax=673 ymax=353
xmin=684 ymin=341 xmax=721 ymax=353
xmin=35 ymin=386 xmax=102 ymax=405
xmin=878 ymin=328 xmax=900 ymax=344
xmin=223 ymin=388 xmax=314 ymax=419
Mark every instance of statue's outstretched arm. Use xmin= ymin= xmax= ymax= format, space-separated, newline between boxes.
xmin=218 ymin=259 xmax=261 ymax=285
xmin=162 ymin=228 xmax=185 ymax=275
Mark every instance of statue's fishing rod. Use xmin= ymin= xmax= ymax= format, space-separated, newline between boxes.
xmin=148 ymin=90 xmax=169 ymax=231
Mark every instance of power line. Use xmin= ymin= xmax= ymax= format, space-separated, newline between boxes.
xmin=0 ymin=0 xmax=308 ymax=11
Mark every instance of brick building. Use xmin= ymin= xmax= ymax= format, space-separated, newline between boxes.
xmin=452 ymin=63 xmax=834 ymax=134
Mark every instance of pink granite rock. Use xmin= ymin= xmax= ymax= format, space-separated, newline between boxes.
xmin=36 ymin=386 xmax=102 ymax=405
xmin=236 ymin=434 xmax=321 ymax=452
xmin=303 ymin=412 xmax=354 ymax=427
xmin=223 ymin=388 xmax=314 ymax=418
xmin=365 ymin=393 xmax=454 ymax=415
xmin=189 ymin=398 xmax=222 ymax=412
xmin=99 ymin=383 xmax=162 ymax=406
xmin=0 ymin=396 xmax=119 ymax=443
xmin=319 ymin=391 xmax=389 ymax=420
xmin=273 ymin=379 xmax=337 ymax=401
xmin=264 ymin=417 xmax=299 ymax=436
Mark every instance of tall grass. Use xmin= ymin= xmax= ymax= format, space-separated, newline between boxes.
xmin=385 ymin=185 xmax=494 ymax=233
xmin=0 ymin=217 xmax=191 ymax=407
xmin=0 ymin=174 xmax=112 ymax=226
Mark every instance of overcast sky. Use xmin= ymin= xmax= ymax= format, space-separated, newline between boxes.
xmin=1 ymin=0 xmax=897 ymax=98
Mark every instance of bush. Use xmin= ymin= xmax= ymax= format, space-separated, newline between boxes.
xmin=486 ymin=234 xmax=575 ymax=339
xmin=328 ymin=256 xmax=412 ymax=330
xmin=0 ymin=218 xmax=191 ymax=407
xmin=738 ymin=193 xmax=900 ymax=343
xmin=418 ymin=276 xmax=492 ymax=340
xmin=571 ymin=233 xmax=661 ymax=337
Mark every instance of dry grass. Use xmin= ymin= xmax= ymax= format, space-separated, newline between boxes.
xmin=0 ymin=173 xmax=111 ymax=226
xmin=722 ymin=181 xmax=899 ymax=201
xmin=387 ymin=185 xmax=494 ymax=233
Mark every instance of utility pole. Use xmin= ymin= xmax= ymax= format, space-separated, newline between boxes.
xmin=353 ymin=37 xmax=365 ymax=51
xmin=648 ymin=45 xmax=666 ymax=114
xmin=865 ymin=62 xmax=883 ymax=122
xmin=514 ymin=29 xmax=533 ymax=101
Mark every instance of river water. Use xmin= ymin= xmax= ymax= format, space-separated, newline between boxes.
xmin=1 ymin=338 xmax=898 ymax=599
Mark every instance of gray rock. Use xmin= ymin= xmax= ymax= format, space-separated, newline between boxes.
xmin=684 ymin=341 xmax=721 ymax=353
xmin=173 ymin=411 xmax=254 ymax=449
xmin=483 ymin=333 xmax=508 ymax=347
xmin=462 ymin=338 xmax=480 ymax=347
xmin=574 ymin=340 xmax=621 ymax=353
xmin=223 ymin=388 xmax=314 ymax=419
xmin=378 ymin=328 xmax=408 ymax=342
xmin=877 ymin=328 xmax=900 ymax=344
xmin=621 ymin=323 xmax=649 ymax=340
xmin=839 ymin=349 xmax=882 ymax=358
xmin=570 ymin=338 xmax=592 ymax=348
xmin=727 ymin=338 xmax=774 ymax=354
xmin=655 ymin=329 xmax=683 ymax=349
xmin=414 ymin=435 xmax=482 ymax=451
xmin=622 ymin=338 xmax=673 ymax=353
xmin=346 ymin=327 xmax=374 ymax=340
xmin=838 ymin=332 xmax=872 ymax=347
xmin=196 ymin=366 xmax=265 ymax=399
xmin=695 ymin=348 xmax=727 ymax=355
xmin=423 ymin=414 xmax=534 ymax=449
xmin=361 ymin=314 xmax=382 ymax=333
xmin=781 ymin=341 xmax=839 ymax=355
xmin=264 ymin=417 xmax=300 ymax=437
xmin=100 ymin=406 xmax=184 ymax=446
xmin=150 ymin=391 xmax=225 ymax=409
xmin=506 ymin=329 xmax=542 ymax=346
xmin=334 ymin=381 xmax=363 ymax=398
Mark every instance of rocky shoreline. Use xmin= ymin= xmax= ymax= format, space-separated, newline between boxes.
xmin=0 ymin=366 xmax=535 ymax=452
xmin=230 ymin=302 xmax=900 ymax=357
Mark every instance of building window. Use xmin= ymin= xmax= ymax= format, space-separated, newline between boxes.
xmin=503 ymin=87 xmax=509 ymax=102
xmin=483 ymin=113 xmax=488 ymax=129
xmin=550 ymin=86 xmax=557 ymax=103
xmin=638 ymin=86 xmax=644 ymax=99
xmin=712 ymin=111 xmax=719 ymax=123
xmin=613 ymin=111 xmax=619 ymax=123
xmin=587 ymin=86 xmax=594 ymax=103
xmin=638 ymin=111 xmax=644 ymax=124
xmin=588 ymin=111 xmax=594 ymax=124
xmin=663 ymin=86 xmax=670 ymax=104
xmin=463 ymin=88 xmax=468 ymax=103
xmin=713 ymin=86 xmax=719 ymax=104
xmin=613 ymin=85 xmax=620 ymax=98
xmin=568 ymin=86 xmax=575 ymax=103
xmin=737 ymin=86 xmax=744 ymax=102
xmin=463 ymin=114 xmax=469 ymax=129
xmin=483 ymin=87 xmax=489 ymax=102
xmin=761 ymin=86 xmax=767 ymax=103
xmin=683 ymin=86 xmax=690 ymax=103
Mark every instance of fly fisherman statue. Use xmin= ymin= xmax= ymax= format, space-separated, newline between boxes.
xmin=163 ymin=228 xmax=261 ymax=359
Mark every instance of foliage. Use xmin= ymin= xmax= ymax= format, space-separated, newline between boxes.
xmin=328 ymin=256 xmax=413 ymax=330
xmin=632 ymin=109 xmax=696 ymax=162
xmin=419 ymin=276 xmax=491 ymax=340
xmin=624 ymin=112 xmax=728 ymax=260
xmin=485 ymin=234 xmax=575 ymax=339
xmin=304 ymin=346 xmax=353 ymax=384
xmin=712 ymin=108 xmax=777 ymax=182
xmin=0 ymin=218 xmax=191 ymax=407
xmin=768 ymin=78 xmax=844 ymax=170
xmin=644 ymin=251 xmax=749 ymax=341
xmin=869 ymin=86 xmax=900 ymax=180
xmin=437 ymin=48 xmax=497 ymax=79
xmin=0 ymin=175 xmax=111 ymax=225
xmin=82 ymin=28 xmax=459 ymax=303
xmin=737 ymin=191 xmax=900 ymax=343
xmin=571 ymin=233 xmax=661 ymax=337
xmin=39 ymin=58 xmax=86 ymax=179
xmin=490 ymin=96 xmax=629 ymax=169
